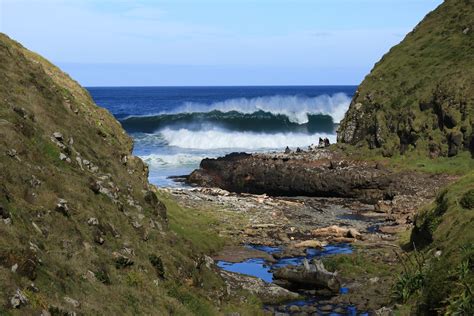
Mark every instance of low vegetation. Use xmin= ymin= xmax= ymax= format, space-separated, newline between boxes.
xmin=0 ymin=33 xmax=262 ymax=315
xmin=338 ymin=0 xmax=473 ymax=158
xmin=394 ymin=172 xmax=474 ymax=315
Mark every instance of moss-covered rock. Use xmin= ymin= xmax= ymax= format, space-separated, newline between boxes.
xmin=338 ymin=0 xmax=474 ymax=157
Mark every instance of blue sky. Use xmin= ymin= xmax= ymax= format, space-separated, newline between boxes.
xmin=0 ymin=0 xmax=442 ymax=86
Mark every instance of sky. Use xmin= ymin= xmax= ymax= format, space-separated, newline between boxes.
xmin=0 ymin=0 xmax=443 ymax=86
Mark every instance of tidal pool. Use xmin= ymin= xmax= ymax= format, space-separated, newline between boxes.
xmin=217 ymin=243 xmax=353 ymax=282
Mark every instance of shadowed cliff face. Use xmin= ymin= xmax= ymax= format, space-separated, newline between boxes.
xmin=338 ymin=0 xmax=474 ymax=157
xmin=0 ymin=33 xmax=261 ymax=315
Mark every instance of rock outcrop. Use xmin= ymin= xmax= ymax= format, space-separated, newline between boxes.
xmin=187 ymin=150 xmax=449 ymax=203
xmin=337 ymin=0 xmax=473 ymax=157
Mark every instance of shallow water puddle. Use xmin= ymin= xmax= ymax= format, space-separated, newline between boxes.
xmin=217 ymin=243 xmax=352 ymax=282
xmin=217 ymin=258 xmax=274 ymax=282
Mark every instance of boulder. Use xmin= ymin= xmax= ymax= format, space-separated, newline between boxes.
xmin=273 ymin=259 xmax=341 ymax=292
xmin=294 ymin=240 xmax=324 ymax=249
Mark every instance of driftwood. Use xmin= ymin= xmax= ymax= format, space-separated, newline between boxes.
xmin=273 ymin=259 xmax=341 ymax=292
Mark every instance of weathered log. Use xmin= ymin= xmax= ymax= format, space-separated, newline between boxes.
xmin=273 ymin=259 xmax=341 ymax=292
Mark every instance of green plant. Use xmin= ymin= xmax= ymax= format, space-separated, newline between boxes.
xmin=460 ymin=189 xmax=474 ymax=209
xmin=393 ymin=246 xmax=427 ymax=302
xmin=149 ymin=254 xmax=165 ymax=279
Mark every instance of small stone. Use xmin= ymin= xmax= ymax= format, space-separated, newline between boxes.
xmin=27 ymin=283 xmax=39 ymax=293
xmin=10 ymin=289 xmax=28 ymax=308
xmin=64 ymin=296 xmax=80 ymax=308
xmin=7 ymin=149 xmax=17 ymax=157
xmin=32 ymin=222 xmax=43 ymax=235
xmin=11 ymin=263 xmax=18 ymax=272
xmin=87 ymin=217 xmax=99 ymax=226
xmin=370 ymin=277 xmax=380 ymax=283
xmin=55 ymin=199 xmax=70 ymax=217
xmin=434 ymin=250 xmax=442 ymax=257
xmin=319 ymin=304 xmax=333 ymax=311
xmin=41 ymin=310 xmax=52 ymax=316
xmin=463 ymin=27 xmax=470 ymax=35
xmin=288 ymin=305 xmax=301 ymax=312
xmin=52 ymin=132 xmax=63 ymax=141
xmin=59 ymin=153 xmax=68 ymax=161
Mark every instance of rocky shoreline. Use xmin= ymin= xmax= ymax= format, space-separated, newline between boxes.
xmin=163 ymin=148 xmax=455 ymax=314
xmin=187 ymin=148 xmax=454 ymax=203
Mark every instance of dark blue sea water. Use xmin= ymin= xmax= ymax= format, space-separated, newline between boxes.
xmin=88 ymin=86 xmax=356 ymax=186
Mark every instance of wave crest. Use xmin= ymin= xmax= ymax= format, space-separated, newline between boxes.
xmin=156 ymin=128 xmax=336 ymax=150
xmin=172 ymin=93 xmax=350 ymax=124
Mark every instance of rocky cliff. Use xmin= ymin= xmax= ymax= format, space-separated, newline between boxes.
xmin=0 ymin=34 xmax=259 ymax=315
xmin=338 ymin=0 xmax=473 ymax=157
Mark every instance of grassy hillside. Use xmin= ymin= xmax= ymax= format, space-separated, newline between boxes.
xmin=394 ymin=173 xmax=474 ymax=314
xmin=0 ymin=33 xmax=261 ymax=315
xmin=338 ymin=0 xmax=473 ymax=157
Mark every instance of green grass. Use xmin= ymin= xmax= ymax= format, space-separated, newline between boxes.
xmin=337 ymin=0 xmax=473 ymax=157
xmin=158 ymin=192 xmax=227 ymax=255
xmin=323 ymin=248 xmax=396 ymax=278
xmin=405 ymin=172 xmax=474 ymax=314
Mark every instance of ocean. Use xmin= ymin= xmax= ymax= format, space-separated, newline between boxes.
xmin=87 ymin=86 xmax=356 ymax=186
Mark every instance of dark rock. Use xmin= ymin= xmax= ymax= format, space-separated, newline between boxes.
xmin=88 ymin=178 xmax=101 ymax=194
xmin=0 ymin=204 xmax=10 ymax=219
xmin=13 ymin=106 xmax=28 ymax=119
xmin=55 ymin=199 xmax=70 ymax=217
xmin=52 ymin=132 xmax=63 ymax=142
xmin=448 ymin=131 xmax=463 ymax=157
xmin=114 ymin=253 xmax=134 ymax=269
xmin=149 ymin=254 xmax=165 ymax=279
xmin=144 ymin=190 xmax=168 ymax=222
xmin=187 ymin=152 xmax=393 ymax=201
xmin=93 ymin=228 xmax=105 ymax=245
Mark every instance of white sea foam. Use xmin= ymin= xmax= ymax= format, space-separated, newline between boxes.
xmin=126 ymin=93 xmax=351 ymax=124
xmin=158 ymin=128 xmax=336 ymax=150
xmin=140 ymin=153 xmax=211 ymax=167
xmin=173 ymin=93 xmax=350 ymax=124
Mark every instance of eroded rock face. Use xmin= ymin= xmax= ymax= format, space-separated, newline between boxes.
xmin=187 ymin=150 xmax=438 ymax=203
